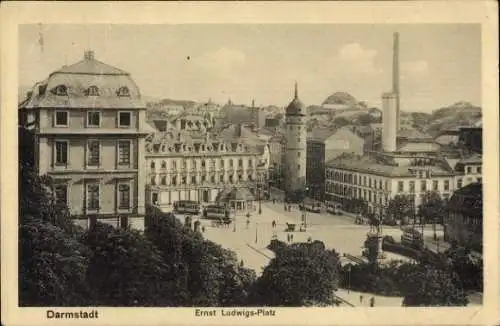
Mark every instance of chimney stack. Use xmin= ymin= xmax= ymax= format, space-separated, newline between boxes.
xmin=392 ymin=32 xmax=400 ymax=131
xmin=382 ymin=92 xmax=397 ymax=152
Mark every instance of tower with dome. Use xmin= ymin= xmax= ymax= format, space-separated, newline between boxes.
xmin=284 ymin=82 xmax=307 ymax=202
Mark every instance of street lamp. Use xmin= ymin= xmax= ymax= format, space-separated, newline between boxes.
xmin=255 ymin=222 xmax=258 ymax=244
xmin=258 ymin=182 xmax=262 ymax=215
xmin=346 ymin=264 xmax=352 ymax=294
xmin=232 ymin=207 xmax=236 ymax=232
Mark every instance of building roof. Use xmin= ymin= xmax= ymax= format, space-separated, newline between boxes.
xmin=285 ymin=82 xmax=306 ymax=116
xmin=307 ymin=127 xmax=337 ymax=142
xmin=458 ymin=153 xmax=482 ymax=165
xmin=215 ymin=187 xmax=255 ymax=202
xmin=447 ymin=182 xmax=482 ymax=214
xmin=20 ymin=51 xmax=145 ymax=110
xmin=397 ymin=128 xmax=432 ymax=140
xmin=325 ymin=152 xmax=454 ymax=178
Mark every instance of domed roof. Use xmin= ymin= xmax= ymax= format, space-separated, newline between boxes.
xmin=322 ymin=92 xmax=357 ymax=106
xmin=216 ymin=187 xmax=255 ymax=202
xmin=286 ymin=82 xmax=305 ymax=116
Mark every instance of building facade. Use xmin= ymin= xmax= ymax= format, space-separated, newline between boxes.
xmin=19 ymin=50 xmax=149 ymax=223
xmin=306 ymin=126 xmax=365 ymax=200
xmin=444 ymin=183 xmax=482 ymax=252
xmin=325 ymin=153 xmax=456 ymax=215
xmin=145 ymin=127 xmax=269 ymax=208
xmin=284 ymin=83 xmax=307 ymax=201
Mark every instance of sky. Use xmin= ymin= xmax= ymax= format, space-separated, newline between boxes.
xmin=19 ymin=24 xmax=481 ymax=112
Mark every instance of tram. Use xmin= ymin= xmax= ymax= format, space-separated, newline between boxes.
xmin=173 ymin=200 xmax=201 ymax=215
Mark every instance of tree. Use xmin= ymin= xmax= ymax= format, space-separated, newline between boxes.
xmin=387 ymin=195 xmax=414 ymax=225
xmin=145 ymin=210 xmax=256 ymax=306
xmin=19 ymin=218 xmax=91 ymax=306
xmin=402 ymin=263 xmax=468 ymax=306
xmin=83 ymin=222 xmax=169 ymax=306
xmin=249 ymin=241 xmax=340 ymax=306
xmin=444 ymin=245 xmax=483 ymax=291
xmin=419 ymin=191 xmax=445 ymax=225
xmin=19 ymin=126 xmax=91 ymax=306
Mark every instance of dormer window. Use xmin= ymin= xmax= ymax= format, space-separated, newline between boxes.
xmin=86 ymin=86 xmax=99 ymax=96
xmin=116 ymin=86 xmax=130 ymax=97
xmin=52 ymin=85 xmax=68 ymax=96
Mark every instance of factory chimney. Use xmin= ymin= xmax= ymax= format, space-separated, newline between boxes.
xmin=382 ymin=92 xmax=397 ymax=152
xmin=392 ymin=32 xmax=400 ymax=131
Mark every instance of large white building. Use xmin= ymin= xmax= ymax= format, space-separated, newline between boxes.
xmin=145 ymin=124 xmax=270 ymax=209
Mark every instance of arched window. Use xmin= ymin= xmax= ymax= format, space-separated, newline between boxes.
xmin=52 ymin=85 xmax=68 ymax=96
xmin=161 ymin=176 xmax=167 ymax=185
xmin=116 ymin=86 xmax=130 ymax=97
xmin=87 ymin=85 xmax=99 ymax=96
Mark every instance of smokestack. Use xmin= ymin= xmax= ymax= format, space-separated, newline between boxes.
xmin=392 ymin=32 xmax=400 ymax=131
xmin=382 ymin=92 xmax=397 ymax=152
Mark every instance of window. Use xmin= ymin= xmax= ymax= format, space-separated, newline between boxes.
xmin=457 ymin=178 xmax=463 ymax=189
xmin=151 ymin=193 xmax=159 ymax=205
xmin=229 ymin=159 xmax=233 ymax=167
xmin=118 ymin=184 xmax=130 ymax=209
xmin=211 ymin=176 xmax=215 ymax=183
xmin=87 ymin=183 xmax=100 ymax=211
xmin=477 ymin=166 xmax=482 ymax=174
xmin=151 ymin=177 xmax=156 ymax=185
xmin=55 ymin=141 xmax=68 ymax=165
xmin=172 ymin=161 xmax=177 ymax=169
xmin=477 ymin=177 xmax=482 ymax=183
xmin=202 ymin=160 xmax=206 ymax=167
xmin=364 ymin=177 xmax=367 ymax=186
xmin=161 ymin=176 xmax=167 ymax=185
xmin=432 ymin=180 xmax=439 ymax=191
xmin=409 ymin=181 xmax=415 ymax=193
xmin=368 ymin=178 xmax=372 ymax=188
xmin=87 ymin=86 xmax=99 ymax=96
xmin=172 ymin=176 xmax=177 ymax=185
xmin=161 ymin=161 xmax=166 ymax=169
xmin=151 ymin=161 xmax=156 ymax=169
xmin=87 ymin=111 xmax=100 ymax=127
xmin=398 ymin=181 xmax=404 ymax=192
xmin=53 ymin=85 xmax=68 ymax=96
xmin=220 ymin=160 xmax=224 ymax=168
xmin=420 ymin=180 xmax=427 ymax=192
xmin=118 ymin=112 xmax=131 ymax=127
xmin=202 ymin=175 xmax=206 ymax=182
xmin=54 ymin=184 xmax=68 ymax=206
xmin=238 ymin=159 xmax=243 ymax=167
xmin=297 ymin=152 xmax=300 ymax=157
xmin=467 ymin=167 xmax=472 ymax=174
xmin=118 ymin=140 xmax=131 ymax=164
xmin=444 ymin=180 xmax=450 ymax=191
xmin=193 ymin=160 xmax=197 ymax=169
xmin=87 ymin=140 xmax=100 ymax=166
xmin=182 ymin=176 xmax=187 ymax=184
xmin=191 ymin=176 xmax=197 ymax=184
xmin=54 ymin=111 xmax=68 ymax=127
xmin=116 ymin=86 xmax=130 ymax=97
xmin=229 ymin=175 xmax=234 ymax=183
xmin=297 ymin=164 xmax=301 ymax=170
xmin=248 ymin=159 xmax=253 ymax=167
xmin=219 ymin=175 xmax=224 ymax=183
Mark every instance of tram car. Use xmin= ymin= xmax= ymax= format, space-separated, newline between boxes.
xmin=203 ymin=204 xmax=229 ymax=219
xmin=325 ymin=201 xmax=342 ymax=215
xmin=400 ymin=226 xmax=424 ymax=250
xmin=173 ymin=200 xmax=201 ymax=215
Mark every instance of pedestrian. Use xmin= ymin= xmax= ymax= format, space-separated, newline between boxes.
xmin=360 ymin=295 xmax=363 ymax=304
xmin=202 ymin=226 xmax=206 ymax=233
xmin=272 ymin=220 xmax=276 ymax=228
xmin=287 ymin=233 xmax=291 ymax=243
xmin=370 ymin=297 xmax=375 ymax=307
xmin=273 ymin=198 xmax=276 ymax=204
xmin=246 ymin=218 xmax=250 ymax=229
xmin=290 ymin=233 xmax=294 ymax=242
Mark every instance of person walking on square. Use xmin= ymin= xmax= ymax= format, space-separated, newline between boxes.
xmin=290 ymin=233 xmax=294 ymax=243
xmin=272 ymin=220 xmax=276 ymax=228
xmin=360 ymin=295 xmax=364 ymax=304
xmin=370 ymin=297 xmax=375 ymax=307
xmin=287 ymin=233 xmax=291 ymax=243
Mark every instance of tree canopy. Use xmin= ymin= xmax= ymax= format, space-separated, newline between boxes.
xmin=249 ymin=241 xmax=340 ymax=306
xmin=418 ymin=191 xmax=445 ymax=224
